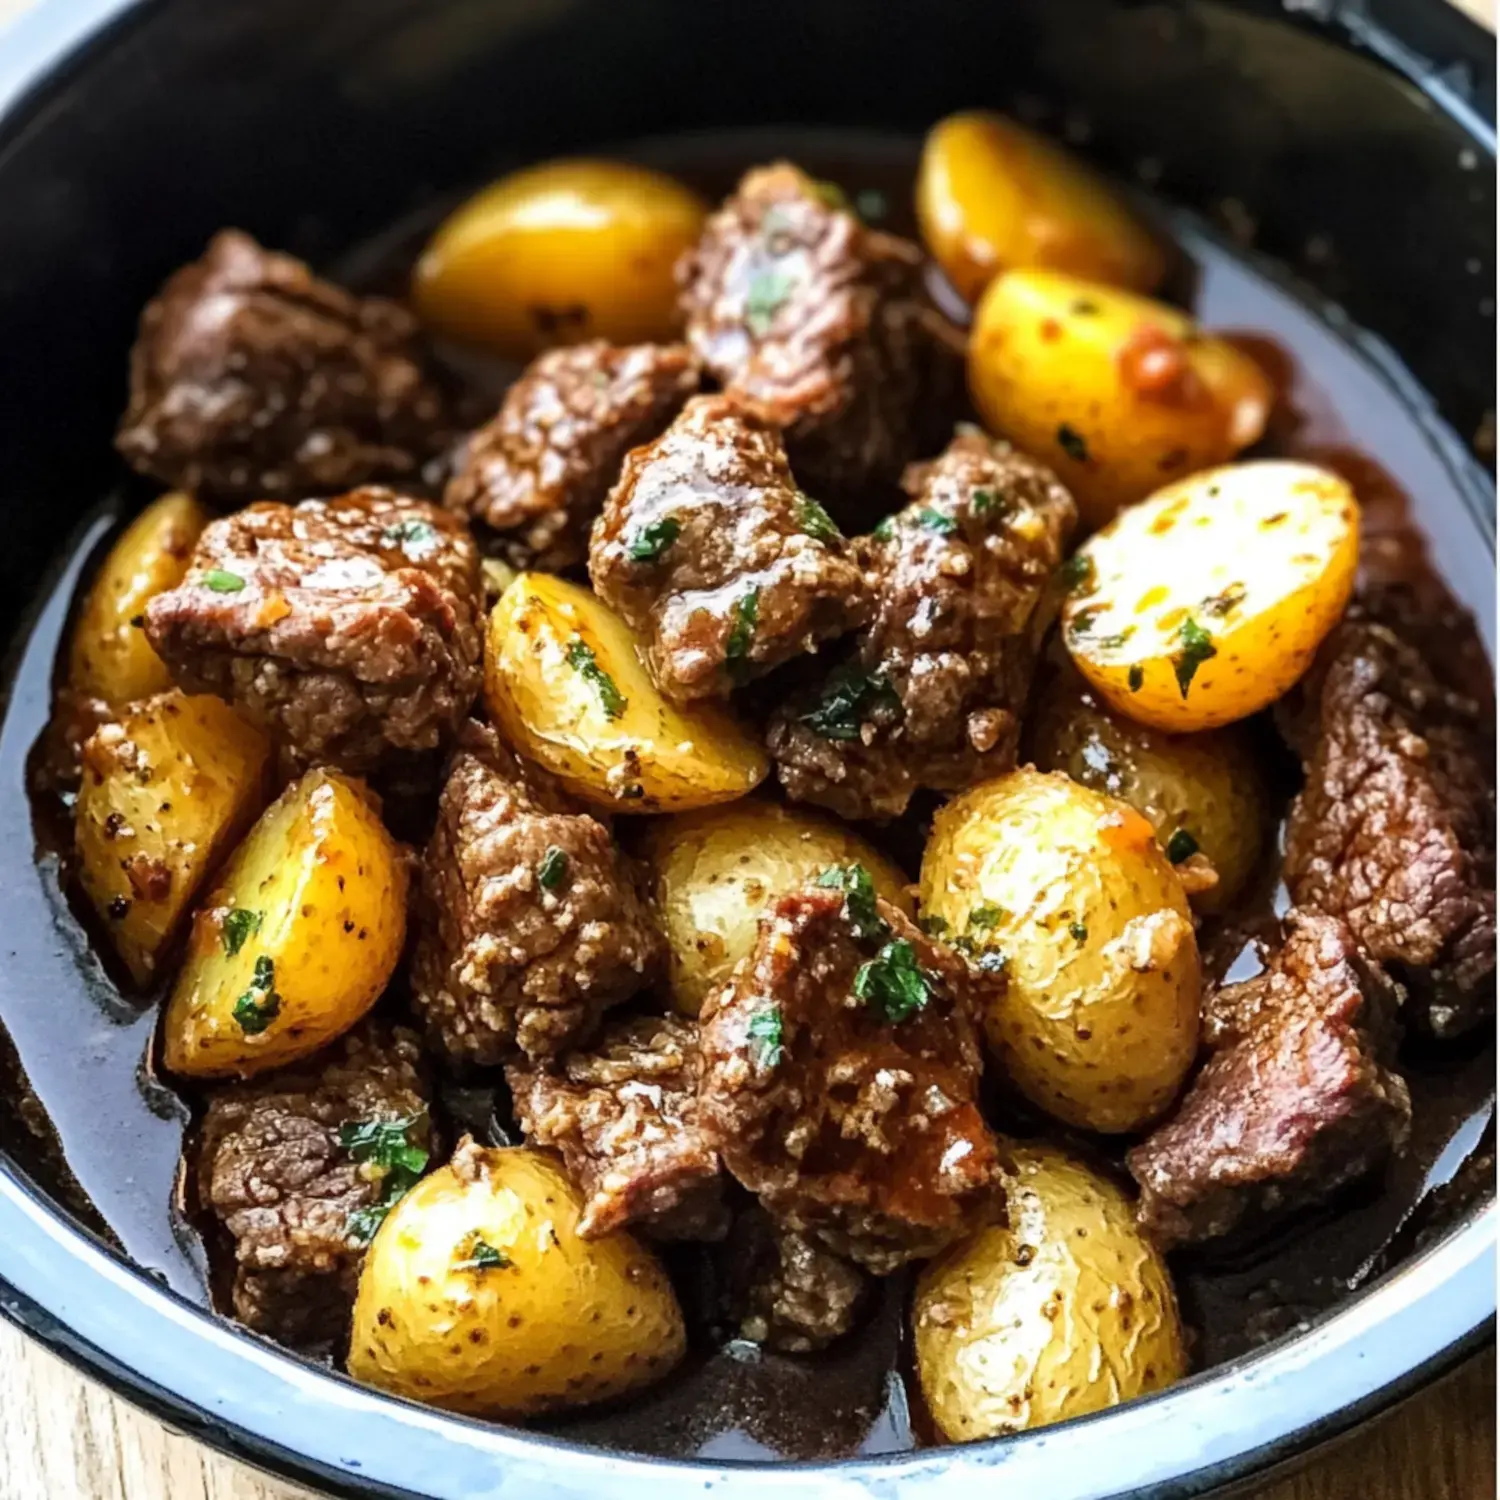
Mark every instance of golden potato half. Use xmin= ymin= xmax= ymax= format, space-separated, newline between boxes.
xmin=643 ymin=799 xmax=913 ymax=1016
xmin=485 ymin=571 xmax=768 ymax=813
xmin=350 ymin=1144 xmax=686 ymax=1416
xmin=914 ymin=1143 xmax=1187 ymax=1441
xmin=920 ymin=768 xmax=1199 ymax=1133
xmin=1062 ymin=460 xmax=1359 ymax=733
xmin=413 ymin=158 xmax=707 ymax=358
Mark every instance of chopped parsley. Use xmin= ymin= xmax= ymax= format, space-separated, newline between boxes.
xmin=1060 ymin=553 xmax=1096 ymax=595
xmin=1201 ymin=582 xmax=1247 ymax=617
xmin=919 ymin=914 xmax=951 ymax=938
xmin=1172 ymin=616 xmax=1218 ymax=698
xmin=745 ymin=268 xmax=796 ymax=336
xmin=796 ymin=492 xmax=842 ymax=544
xmin=566 ymin=636 xmax=626 ymax=720
xmin=855 ymin=939 xmax=935 ymax=1023
xmin=1056 ymin=424 xmax=1091 ymax=463
xmin=1128 ymin=664 xmax=1145 ymax=693
xmin=917 ymin=506 xmax=958 ymax=536
xmin=232 ymin=955 xmax=281 ymax=1035
xmin=815 ymin=863 xmax=888 ymax=944
xmin=872 ymin=517 xmax=896 ymax=542
xmin=202 ymin=569 xmax=245 ymax=594
xmin=747 ymin=1005 xmax=785 ymax=1070
xmin=537 ymin=845 xmax=569 ymax=891
xmin=221 ymin=908 xmax=262 ymax=958
xmin=724 ymin=589 xmax=760 ymax=678
xmin=966 ymin=904 xmax=1003 ymax=931
xmin=971 ymin=487 xmax=1008 ymax=517
xmin=340 ymin=1112 xmax=431 ymax=1246
xmin=1095 ymin=627 xmax=1136 ymax=652
xmin=627 ymin=516 xmax=681 ymax=563
xmin=797 ymin=664 xmax=901 ymax=742
xmin=1165 ymin=828 xmax=1200 ymax=864
xmin=381 ymin=519 xmax=439 ymax=553
xmin=1069 ymin=921 xmax=1089 ymax=943
xmin=456 ymin=1237 xmax=512 ymax=1272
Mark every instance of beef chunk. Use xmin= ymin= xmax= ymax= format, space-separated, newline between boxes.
xmin=410 ymin=721 xmax=663 ymax=1065
xmin=197 ymin=1022 xmax=434 ymax=1350
xmin=769 ymin=429 xmax=1075 ymax=820
xmin=677 ymin=164 xmax=963 ymax=516
xmin=589 ymin=394 xmax=868 ymax=701
xmin=144 ymin=488 xmax=483 ymax=771
xmin=1279 ymin=584 xmax=1496 ymax=1038
xmin=697 ymin=884 xmax=1003 ymax=1273
xmin=117 ymin=230 xmax=461 ymax=502
xmin=445 ymin=340 xmax=700 ymax=572
xmin=1128 ymin=910 xmax=1410 ymax=1248
xmin=506 ymin=1013 xmax=726 ymax=1241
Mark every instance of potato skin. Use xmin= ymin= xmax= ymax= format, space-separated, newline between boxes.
xmin=75 ymin=691 xmax=272 ymax=988
xmin=919 ymin=768 xmax=1199 ymax=1133
xmin=643 ymin=800 xmax=913 ymax=1017
xmin=162 ymin=768 xmax=407 ymax=1078
xmin=68 ymin=492 xmax=209 ymax=707
xmin=349 ymin=1143 xmax=686 ymax=1415
xmin=1029 ymin=665 xmax=1269 ymax=912
xmin=917 ymin=111 xmax=1165 ymax=305
xmin=484 ymin=571 xmax=768 ymax=813
xmin=1062 ymin=460 xmax=1360 ymax=733
xmin=968 ymin=269 xmax=1273 ymax=529
xmin=413 ymin=159 xmax=707 ymax=358
xmin=914 ymin=1143 xmax=1187 ymax=1441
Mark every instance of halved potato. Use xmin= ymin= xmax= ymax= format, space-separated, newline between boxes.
xmin=968 ymin=268 xmax=1274 ymax=529
xmin=485 ymin=571 xmax=768 ymax=813
xmin=1062 ymin=460 xmax=1360 ymax=733
xmin=162 ymin=768 xmax=407 ymax=1078
xmin=68 ymin=492 xmax=209 ymax=707
xmin=349 ymin=1142 xmax=686 ymax=1416
xmin=917 ymin=111 xmax=1165 ymax=305
xmin=75 ymin=691 xmax=273 ymax=988
xmin=413 ymin=159 xmax=708 ymax=358
xmin=643 ymin=800 xmax=913 ymax=1016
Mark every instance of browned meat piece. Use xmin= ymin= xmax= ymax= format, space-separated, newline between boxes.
xmin=197 ymin=1022 xmax=434 ymax=1350
xmin=117 ymin=230 xmax=462 ymax=502
xmin=1128 ymin=910 xmax=1410 ymax=1248
xmin=769 ymin=429 xmax=1075 ymax=820
xmin=588 ymin=394 xmax=868 ymax=701
xmin=697 ymin=882 xmax=1003 ymax=1273
xmin=144 ymin=488 xmax=482 ymax=771
xmin=1278 ymin=584 xmax=1496 ymax=1038
xmin=445 ymin=341 xmax=700 ymax=572
xmin=410 ymin=721 xmax=663 ymax=1065
xmin=677 ymin=164 xmax=963 ymax=516
xmin=722 ymin=1207 xmax=870 ymax=1353
xmin=506 ymin=1013 xmax=726 ymax=1241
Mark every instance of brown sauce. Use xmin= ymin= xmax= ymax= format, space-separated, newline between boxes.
xmin=0 ymin=129 xmax=1491 ymax=1462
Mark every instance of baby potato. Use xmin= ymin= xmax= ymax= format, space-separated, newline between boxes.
xmin=914 ymin=1142 xmax=1187 ymax=1441
xmin=485 ymin=571 xmax=768 ymax=813
xmin=162 ymin=768 xmax=407 ymax=1078
xmin=1062 ymin=461 xmax=1360 ymax=733
xmin=920 ymin=768 xmax=1199 ymax=1133
xmin=413 ymin=159 xmax=708 ymax=358
xmin=968 ymin=268 xmax=1274 ymax=529
xmin=75 ymin=691 xmax=272 ymax=988
xmin=1030 ymin=664 xmax=1269 ymax=912
xmin=349 ymin=1142 xmax=685 ymax=1416
xmin=642 ymin=800 xmax=913 ymax=1017
xmin=68 ymin=492 xmax=209 ymax=707
xmin=917 ymin=111 xmax=1165 ymax=305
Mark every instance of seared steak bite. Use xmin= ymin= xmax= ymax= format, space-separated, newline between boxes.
xmin=769 ymin=429 xmax=1076 ymax=821
xmin=1278 ymin=584 xmax=1496 ymax=1038
xmin=409 ymin=721 xmax=663 ymax=1066
xmin=506 ymin=1012 xmax=727 ymax=1241
xmin=117 ymin=230 xmax=462 ymax=502
xmin=1128 ymin=910 xmax=1410 ymax=1248
xmin=144 ymin=488 xmax=483 ymax=772
xmin=446 ymin=340 xmax=701 ymax=573
xmin=197 ymin=1022 xmax=434 ymax=1351
xmin=697 ymin=879 xmax=1003 ymax=1273
xmin=677 ymin=163 xmax=963 ymax=515
xmin=589 ymin=393 xmax=869 ymax=701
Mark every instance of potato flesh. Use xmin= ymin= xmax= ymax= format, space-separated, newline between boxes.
xmin=968 ymin=268 xmax=1274 ymax=529
xmin=68 ymin=492 xmax=208 ymax=707
xmin=643 ymin=800 xmax=913 ymax=1017
xmin=413 ymin=158 xmax=707 ymax=358
xmin=484 ymin=571 xmax=768 ymax=813
xmin=919 ymin=768 xmax=1199 ymax=1133
xmin=1063 ymin=460 xmax=1360 ymax=732
xmin=162 ymin=768 xmax=407 ymax=1078
xmin=75 ymin=691 xmax=272 ymax=988
xmin=917 ymin=111 xmax=1165 ymax=305
xmin=914 ymin=1143 xmax=1187 ymax=1440
xmin=349 ymin=1146 xmax=686 ymax=1415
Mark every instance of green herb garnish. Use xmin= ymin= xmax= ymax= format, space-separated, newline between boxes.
xmin=232 ymin=954 xmax=280 ymax=1035
xmin=1172 ymin=617 xmax=1218 ymax=698
xmin=919 ymin=914 xmax=951 ymax=938
xmin=747 ymin=1006 xmax=785 ymax=1070
xmin=872 ymin=517 xmax=895 ymax=542
xmin=221 ymin=908 xmax=263 ymax=959
xmin=381 ymin=519 xmax=439 ymax=553
xmin=537 ymin=846 xmax=569 ymax=891
xmin=566 ymin=636 xmax=627 ymax=719
xmin=967 ymin=904 xmax=1003 ymax=932
xmin=1165 ymin=828 xmax=1200 ymax=864
xmin=724 ymin=589 xmax=760 ymax=678
xmin=1057 ymin=424 xmax=1090 ymax=463
xmin=1128 ymin=664 xmax=1145 ymax=693
xmin=203 ymin=569 xmax=245 ymax=594
xmin=340 ymin=1112 xmax=431 ymax=1245
xmin=456 ymin=1237 xmax=512 ymax=1272
xmin=855 ymin=939 xmax=935 ymax=1023
xmin=1060 ymin=554 xmax=1095 ymax=595
xmin=917 ymin=506 xmax=958 ymax=536
xmin=1201 ymin=583 xmax=1247 ymax=617
xmin=745 ymin=268 xmax=796 ymax=336
xmin=796 ymin=493 xmax=842 ymax=544
xmin=798 ymin=664 xmax=902 ymax=742
xmin=1069 ymin=921 xmax=1089 ymax=943
xmin=627 ymin=516 xmax=681 ymax=563
xmin=971 ymin=487 xmax=1009 ymax=517
xmin=815 ymin=863 xmax=888 ymax=944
